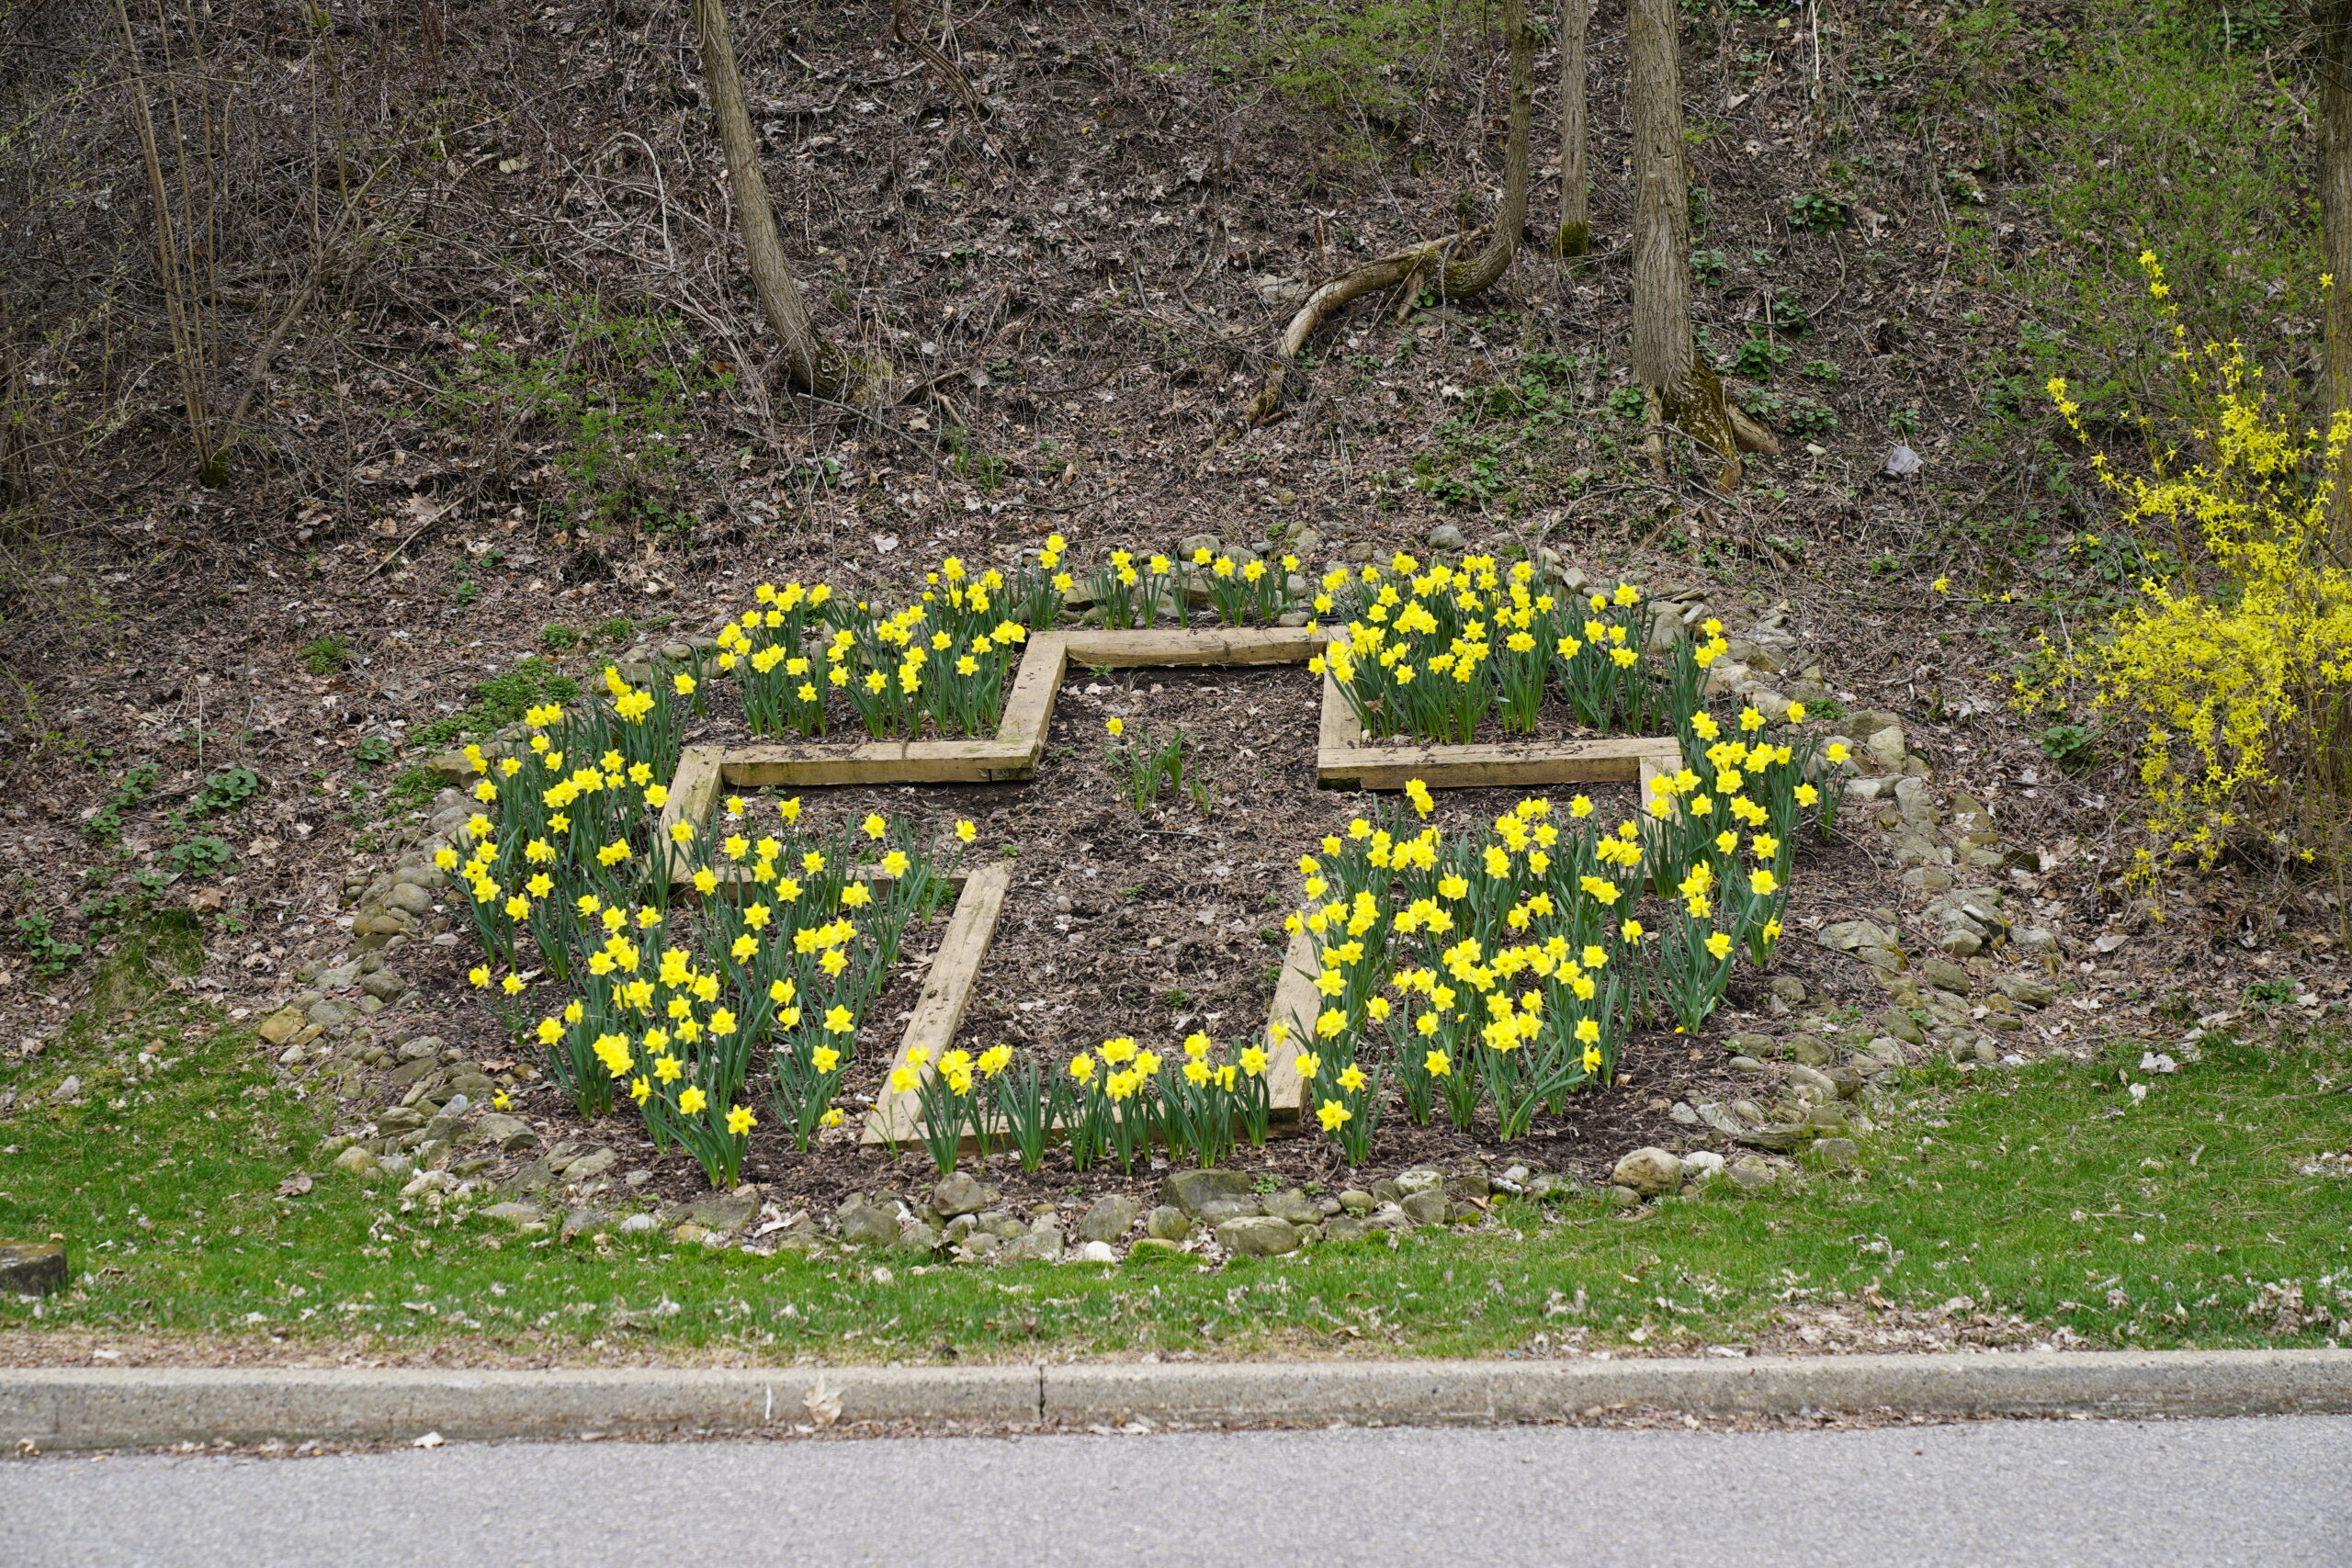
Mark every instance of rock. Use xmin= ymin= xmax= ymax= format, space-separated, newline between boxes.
xmin=332 ymin=1145 xmax=379 ymax=1177
xmin=1856 ymin=945 xmax=1907 ymax=974
xmin=1177 ymin=533 xmax=1220 ymax=560
xmin=563 ymin=1148 xmax=616 ymax=1180
xmin=1144 ymin=1205 xmax=1192 ymax=1242
xmin=1669 ymin=1102 xmax=1701 ymax=1125
xmin=358 ymin=969 xmax=408 ymax=1002
xmin=1880 ymin=1008 xmax=1926 ymax=1044
xmin=1816 ymin=919 xmax=1895 ymax=953
xmin=0 ymin=1242 xmax=69 ymax=1297
xmin=257 ymin=1008 xmax=307 ymax=1045
xmin=837 ymin=1202 xmax=902 ymax=1247
xmin=1808 ymin=1137 xmax=1860 ymax=1170
xmin=1397 ymin=1190 xmax=1450 ymax=1225
xmin=1427 ymin=523 xmax=1465 ymax=550
xmin=306 ymin=998 xmax=356 ymax=1029
xmin=46 ymin=1074 xmax=82 ymax=1103
xmin=1862 ymin=1038 xmax=1907 ymax=1068
xmin=386 ymin=882 xmax=434 ymax=916
xmin=1938 ymin=928 xmax=1983 ymax=958
xmin=1006 ymin=1224 xmax=1065 ymax=1263
xmin=1610 ymin=1147 xmax=1684 ymax=1197
xmin=1727 ymin=1156 xmax=1777 ymax=1191
xmin=1769 ymin=976 xmax=1808 ymax=1005
xmin=1216 ymin=1216 xmax=1302 ymax=1257
xmin=614 ymin=1212 xmax=658 ymax=1235
xmin=1162 ymin=1168 xmax=1254 ymax=1218
xmin=1076 ymin=1195 xmax=1141 ymax=1243
xmin=1320 ymin=1216 xmax=1371 ymax=1244
xmin=1922 ymin=957 xmax=1973 ymax=995
xmin=1728 ymin=1055 xmax=1773 ymax=1075
xmin=482 ymin=1201 xmax=543 ymax=1227
xmin=668 ymin=1193 xmax=758 ymax=1234
xmin=1125 ymin=1237 xmax=1184 ymax=1259
xmin=932 ymin=1171 xmax=998 ymax=1218
xmin=1193 ymin=1198 xmax=1260 ymax=1224
xmin=1995 ymin=975 xmax=2053 ymax=1009
xmin=1392 ymin=1167 xmax=1445 ymax=1195
xmin=1605 ymin=1185 xmax=1641 ymax=1210
xmin=1679 ymin=1151 xmax=1725 ymax=1183
xmin=471 ymin=1114 xmax=538 ymax=1152
xmin=1260 ymin=1188 xmax=1322 ymax=1225
xmin=1073 ymin=1240 xmax=1119 ymax=1264
xmin=1865 ymin=724 xmax=1908 ymax=771
xmin=1337 ymin=1190 xmax=1374 ymax=1214
xmin=397 ymin=1036 xmax=444 ymax=1062
xmin=1786 ymin=1037 xmax=1835 ymax=1067
xmin=1781 ymin=1063 xmax=1838 ymax=1100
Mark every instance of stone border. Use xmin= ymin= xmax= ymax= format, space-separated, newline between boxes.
xmin=6 ymin=1350 xmax=2347 ymax=1450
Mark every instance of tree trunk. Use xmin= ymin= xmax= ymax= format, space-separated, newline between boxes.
xmin=2321 ymin=0 xmax=2352 ymax=555
xmin=1628 ymin=0 xmax=1738 ymax=485
xmin=1441 ymin=0 xmax=1535 ymax=299
xmin=692 ymin=0 xmax=873 ymax=401
xmin=1555 ymin=0 xmax=1589 ymax=259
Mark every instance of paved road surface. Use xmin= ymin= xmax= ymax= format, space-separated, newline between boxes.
xmin=5 ymin=1414 xmax=2346 ymax=1566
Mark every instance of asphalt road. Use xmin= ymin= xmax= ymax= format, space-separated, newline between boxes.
xmin=5 ymin=1414 xmax=2347 ymax=1567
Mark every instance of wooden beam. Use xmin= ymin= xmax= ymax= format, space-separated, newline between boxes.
xmin=1061 ymin=626 xmax=1325 ymax=667
xmin=718 ymin=739 xmax=1035 ymax=787
xmin=657 ymin=746 xmax=726 ymax=882
xmin=860 ymin=860 xmax=1015 ymax=1145
xmin=1260 ymin=922 xmax=1322 ymax=1127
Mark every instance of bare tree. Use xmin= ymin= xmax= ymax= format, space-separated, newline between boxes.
xmin=2320 ymin=0 xmax=2352 ymax=547
xmin=1629 ymin=0 xmax=1759 ymax=483
xmin=1245 ymin=0 xmax=1534 ymax=424
xmin=1555 ymin=0 xmax=1590 ymax=260
xmin=691 ymin=0 xmax=876 ymax=401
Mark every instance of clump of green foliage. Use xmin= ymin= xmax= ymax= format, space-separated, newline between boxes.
xmin=435 ymin=293 xmax=733 ymax=531
xmin=412 ymin=658 xmax=580 ymax=748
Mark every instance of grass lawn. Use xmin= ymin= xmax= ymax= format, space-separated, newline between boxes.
xmin=4 ymin=933 xmax=2348 ymax=1362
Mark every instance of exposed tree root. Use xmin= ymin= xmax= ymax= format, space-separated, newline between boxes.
xmin=1241 ymin=231 xmax=1480 ymax=428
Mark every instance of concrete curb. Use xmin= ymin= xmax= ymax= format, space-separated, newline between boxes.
xmin=5 ymin=1350 xmax=2348 ymax=1450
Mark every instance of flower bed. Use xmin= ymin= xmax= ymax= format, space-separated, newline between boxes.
xmin=430 ymin=550 xmax=1837 ymax=1193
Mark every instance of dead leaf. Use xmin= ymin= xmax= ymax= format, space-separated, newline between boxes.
xmin=804 ymin=1377 xmax=842 ymax=1427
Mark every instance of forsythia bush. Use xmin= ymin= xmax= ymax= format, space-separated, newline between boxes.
xmin=2046 ymin=253 xmax=2352 ymax=877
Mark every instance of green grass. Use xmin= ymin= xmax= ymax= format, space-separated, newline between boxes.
xmin=408 ymin=657 xmax=579 ymax=750
xmin=5 ymin=943 xmax=2347 ymax=1359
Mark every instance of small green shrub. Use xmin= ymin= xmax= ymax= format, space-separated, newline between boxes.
xmin=1799 ymin=358 xmax=1842 ymax=385
xmin=300 ymin=636 xmax=351 ymax=675
xmin=187 ymin=767 xmax=260 ymax=817
xmin=1690 ymin=248 xmax=1727 ymax=287
xmin=1729 ymin=335 xmax=1792 ymax=379
xmin=14 ymin=913 xmax=82 ymax=976
xmin=1788 ymin=190 xmax=1851 ymax=231
xmin=1783 ymin=400 xmax=1838 ymax=438
xmin=411 ymin=658 xmax=580 ymax=748
xmin=167 ymin=836 xmax=235 ymax=877
xmin=541 ymin=623 xmax=582 ymax=650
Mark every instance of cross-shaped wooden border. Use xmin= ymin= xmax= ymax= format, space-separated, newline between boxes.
xmin=649 ymin=626 xmax=1680 ymax=1147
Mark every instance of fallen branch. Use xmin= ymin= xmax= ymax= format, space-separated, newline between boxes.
xmin=1241 ymin=230 xmax=1479 ymax=428
xmin=894 ymin=0 xmax=989 ymax=119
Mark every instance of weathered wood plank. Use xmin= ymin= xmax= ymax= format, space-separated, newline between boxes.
xmin=1317 ymin=666 xmax=1365 ymax=758
xmin=1061 ymin=626 xmax=1324 ymax=667
xmin=657 ymin=746 xmax=726 ymax=883
xmin=860 ymin=861 xmax=1015 ymax=1146
xmin=991 ymin=632 xmax=1069 ymax=768
xmin=1260 ymin=922 xmax=1322 ymax=1125
xmin=718 ymin=740 xmax=1035 ymax=787
xmin=1318 ymin=736 xmax=1681 ymax=791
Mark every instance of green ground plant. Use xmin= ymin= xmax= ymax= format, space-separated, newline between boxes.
xmin=434 ymin=293 xmax=734 ymax=532
xmin=410 ymin=659 xmax=580 ymax=749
